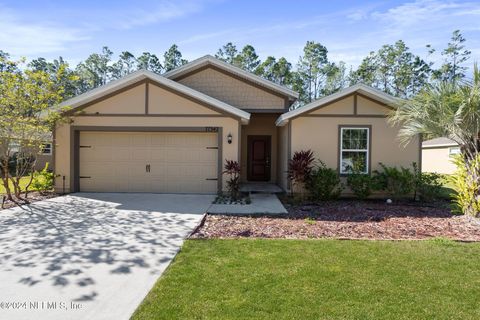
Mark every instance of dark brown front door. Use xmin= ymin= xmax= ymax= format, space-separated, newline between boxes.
xmin=247 ymin=135 xmax=271 ymax=181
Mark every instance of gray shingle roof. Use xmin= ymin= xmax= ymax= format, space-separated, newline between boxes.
xmin=422 ymin=137 xmax=458 ymax=147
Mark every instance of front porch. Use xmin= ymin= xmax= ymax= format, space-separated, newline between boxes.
xmin=239 ymin=182 xmax=283 ymax=194
xmin=240 ymin=113 xmax=287 ymax=190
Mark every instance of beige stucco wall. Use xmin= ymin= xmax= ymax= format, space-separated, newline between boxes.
xmin=291 ymin=116 xmax=419 ymax=170
xmin=83 ymin=83 xmax=146 ymax=114
xmin=357 ymin=95 xmax=390 ymax=115
xmin=240 ymin=114 xmax=278 ymax=183
xmin=277 ymin=124 xmax=289 ymax=191
xmin=310 ymin=95 xmax=354 ymax=115
xmin=422 ymin=147 xmax=457 ymax=174
xmin=54 ymin=83 xmax=240 ymax=193
xmin=277 ymin=94 xmax=420 ymax=195
xmin=148 ymin=83 xmax=220 ymax=115
xmin=177 ymin=67 xmax=285 ymax=110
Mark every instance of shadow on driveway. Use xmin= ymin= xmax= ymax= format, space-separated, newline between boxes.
xmin=0 ymin=193 xmax=213 ymax=320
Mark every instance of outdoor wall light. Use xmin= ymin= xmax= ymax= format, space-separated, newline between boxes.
xmin=227 ymin=133 xmax=233 ymax=144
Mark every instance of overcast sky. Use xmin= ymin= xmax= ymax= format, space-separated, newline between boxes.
xmin=1 ymin=0 xmax=479 ymax=69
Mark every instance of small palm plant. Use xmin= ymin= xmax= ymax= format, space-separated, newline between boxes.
xmin=223 ymin=160 xmax=241 ymax=200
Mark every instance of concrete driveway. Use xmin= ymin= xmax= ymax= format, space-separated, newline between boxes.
xmin=0 ymin=193 xmax=214 ymax=320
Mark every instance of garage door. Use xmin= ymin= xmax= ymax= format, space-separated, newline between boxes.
xmin=78 ymin=131 xmax=218 ymax=193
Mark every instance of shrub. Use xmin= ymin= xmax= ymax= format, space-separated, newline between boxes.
xmin=306 ymin=161 xmax=343 ymax=201
xmin=416 ymin=172 xmax=444 ymax=202
xmin=449 ymin=155 xmax=480 ymax=216
xmin=288 ymin=150 xmax=314 ymax=196
xmin=346 ymin=169 xmax=378 ymax=200
xmin=374 ymin=163 xmax=415 ymax=200
xmin=31 ymin=163 xmax=55 ymax=192
xmin=412 ymin=162 xmax=444 ymax=202
xmin=223 ymin=160 xmax=241 ymax=200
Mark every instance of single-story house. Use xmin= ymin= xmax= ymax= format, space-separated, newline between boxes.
xmin=35 ymin=142 xmax=54 ymax=171
xmin=422 ymin=137 xmax=460 ymax=174
xmin=53 ymin=55 xmax=420 ymax=194
xmin=7 ymin=139 xmax=54 ymax=172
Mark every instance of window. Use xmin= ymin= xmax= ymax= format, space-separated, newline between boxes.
xmin=340 ymin=127 xmax=369 ymax=174
xmin=41 ymin=143 xmax=52 ymax=155
xmin=449 ymin=147 xmax=460 ymax=156
xmin=9 ymin=142 xmax=20 ymax=153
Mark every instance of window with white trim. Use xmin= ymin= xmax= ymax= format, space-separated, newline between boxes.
xmin=340 ymin=127 xmax=369 ymax=174
xmin=41 ymin=143 xmax=52 ymax=155
xmin=449 ymin=147 xmax=460 ymax=157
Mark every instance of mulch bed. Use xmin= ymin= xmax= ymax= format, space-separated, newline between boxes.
xmin=1 ymin=191 xmax=59 ymax=210
xmin=191 ymin=199 xmax=480 ymax=241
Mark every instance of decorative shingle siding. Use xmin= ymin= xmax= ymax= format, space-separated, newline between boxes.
xmin=178 ymin=67 xmax=285 ymax=110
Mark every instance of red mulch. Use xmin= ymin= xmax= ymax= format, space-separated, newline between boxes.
xmin=192 ymin=200 xmax=480 ymax=241
xmin=1 ymin=191 xmax=59 ymax=210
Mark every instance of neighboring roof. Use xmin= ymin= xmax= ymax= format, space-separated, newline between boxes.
xmin=422 ymin=137 xmax=459 ymax=148
xmin=163 ymin=55 xmax=299 ymax=101
xmin=59 ymin=69 xmax=251 ymax=124
xmin=275 ymin=83 xmax=399 ymax=126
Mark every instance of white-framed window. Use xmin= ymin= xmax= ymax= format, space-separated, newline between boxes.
xmin=449 ymin=147 xmax=461 ymax=157
xmin=9 ymin=142 xmax=20 ymax=153
xmin=340 ymin=127 xmax=370 ymax=174
xmin=41 ymin=143 xmax=52 ymax=155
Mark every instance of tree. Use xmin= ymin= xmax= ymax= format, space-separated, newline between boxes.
xmin=255 ymin=56 xmax=293 ymax=86
xmin=136 ymin=52 xmax=163 ymax=73
xmin=0 ymin=56 xmax=67 ymax=204
xmin=235 ymin=45 xmax=260 ymax=72
xmin=349 ymin=52 xmax=377 ymax=86
xmin=255 ymin=56 xmax=276 ymax=79
xmin=434 ymin=30 xmax=471 ymax=83
xmin=289 ymin=71 xmax=306 ymax=109
xmin=323 ymin=61 xmax=347 ymax=96
xmin=296 ymin=41 xmax=330 ymax=103
xmin=390 ymin=65 xmax=480 ymax=216
xmin=111 ymin=51 xmax=137 ymax=79
xmin=350 ymin=40 xmax=432 ymax=98
xmin=163 ymin=44 xmax=187 ymax=72
xmin=0 ymin=51 xmax=18 ymax=73
xmin=75 ymin=46 xmax=114 ymax=92
xmin=273 ymin=57 xmax=293 ymax=86
xmin=215 ymin=42 xmax=238 ymax=64
xmin=29 ymin=56 xmax=79 ymax=99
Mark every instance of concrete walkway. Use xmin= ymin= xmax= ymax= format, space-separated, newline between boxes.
xmin=0 ymin=193 xmax=213 ymax=320
xmin=208 ymin=193 xmax=287 ymax=215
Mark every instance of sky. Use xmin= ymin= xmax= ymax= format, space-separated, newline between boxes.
xmin=1 ymin=0 xmax=480 ymax=69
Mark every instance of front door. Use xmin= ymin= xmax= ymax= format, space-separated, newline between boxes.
xmin=247 ymin=135 xmax=271 ymax=181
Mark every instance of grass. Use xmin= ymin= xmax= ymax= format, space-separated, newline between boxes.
xmin=133 ymin=239 xmax=480 ymax=320
xmin=0 ymin=176 xmax=35 ymax=195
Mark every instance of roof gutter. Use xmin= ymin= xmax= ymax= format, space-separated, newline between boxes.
xmin=275 ymin=115 xmax=288 ymax=127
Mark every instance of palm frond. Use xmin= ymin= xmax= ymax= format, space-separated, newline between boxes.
xmin=389 ymin=76 xmax=480 ymax=150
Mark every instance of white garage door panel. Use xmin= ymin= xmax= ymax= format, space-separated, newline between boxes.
xmin=79 ymin=131 xmax=218 ymax=193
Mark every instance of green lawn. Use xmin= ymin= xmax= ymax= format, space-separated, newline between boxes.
xmin=133 ymin=239 xmax=480 ymax=320
xmin=0 ymin=176 xmax=35 ymax=194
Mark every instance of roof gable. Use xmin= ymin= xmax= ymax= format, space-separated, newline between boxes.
xmin=275 ymin=84 xmax=399 ymax=126
xmin=163 ymin=55 xmax=299 ymax=101
xmin=59 ymin=69 xmax=250 ymax=124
